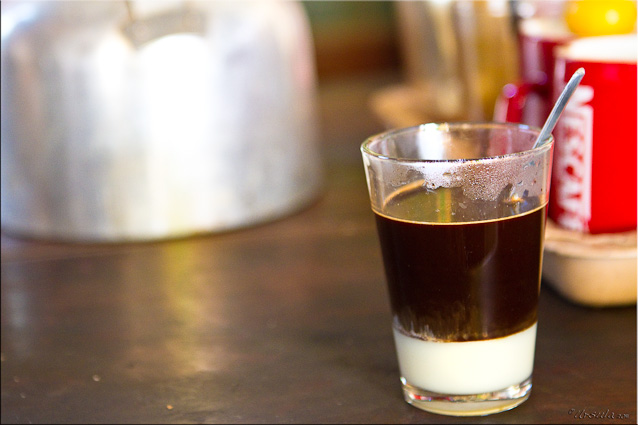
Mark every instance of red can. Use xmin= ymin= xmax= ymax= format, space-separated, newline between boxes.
xmin=550 ymin=35 xmax=637 ymax=234
xmin=494 ymin=18 xmax=575 ymax=128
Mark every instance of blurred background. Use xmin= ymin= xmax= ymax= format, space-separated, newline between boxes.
xmin=302 ymin=1 xmax=400 ymax=80
xmin=1 ymin=0 xmax=636 ymax=243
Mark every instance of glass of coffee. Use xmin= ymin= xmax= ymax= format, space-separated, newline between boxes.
xmin=361 ymin=122 xmax=553 ymax=416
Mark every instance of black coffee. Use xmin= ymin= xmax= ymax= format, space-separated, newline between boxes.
xmin=374 ymin=186 xmax=545 ymax=342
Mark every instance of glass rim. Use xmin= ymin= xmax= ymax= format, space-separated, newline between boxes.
xmin=360 ymin=122 xmax=553 ymax=164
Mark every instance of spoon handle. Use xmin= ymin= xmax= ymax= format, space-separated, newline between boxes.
xmin=533 ymin=67 xmax=586 ymax=149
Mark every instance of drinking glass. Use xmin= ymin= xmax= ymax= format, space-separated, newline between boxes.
xmin=361 ymin=122 xmax=553 ymax=416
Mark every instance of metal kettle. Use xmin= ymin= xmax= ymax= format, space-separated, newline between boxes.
xmin=1 ymin=0 xmax=322 ymax=242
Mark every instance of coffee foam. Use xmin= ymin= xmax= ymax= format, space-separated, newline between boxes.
xmin=405 ymin=154 xmax=544 ymax=202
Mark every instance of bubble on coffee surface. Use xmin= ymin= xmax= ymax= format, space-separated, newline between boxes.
xmin=409 ymin=155 xmax=540 ymax=203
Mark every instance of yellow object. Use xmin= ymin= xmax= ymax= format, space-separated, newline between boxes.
xmin=565 ymin=0 xmax=637 ymax=36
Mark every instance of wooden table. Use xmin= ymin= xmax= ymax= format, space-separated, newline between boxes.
xmin=2 ymin=73 xmax=636 ymax=424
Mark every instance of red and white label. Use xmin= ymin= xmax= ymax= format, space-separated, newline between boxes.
xmin=551 ymin=85 xmax=593 ymax=232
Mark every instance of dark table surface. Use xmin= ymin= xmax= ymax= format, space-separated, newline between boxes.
xmin=1 ymin=73 xmax=636 ymax=424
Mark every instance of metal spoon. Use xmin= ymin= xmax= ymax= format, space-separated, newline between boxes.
xmin=533 ymin=67 xmax=586 ymax=149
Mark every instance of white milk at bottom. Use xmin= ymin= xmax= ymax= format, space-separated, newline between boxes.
xmin=393 ymin=323 xmax=537 ymax=395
